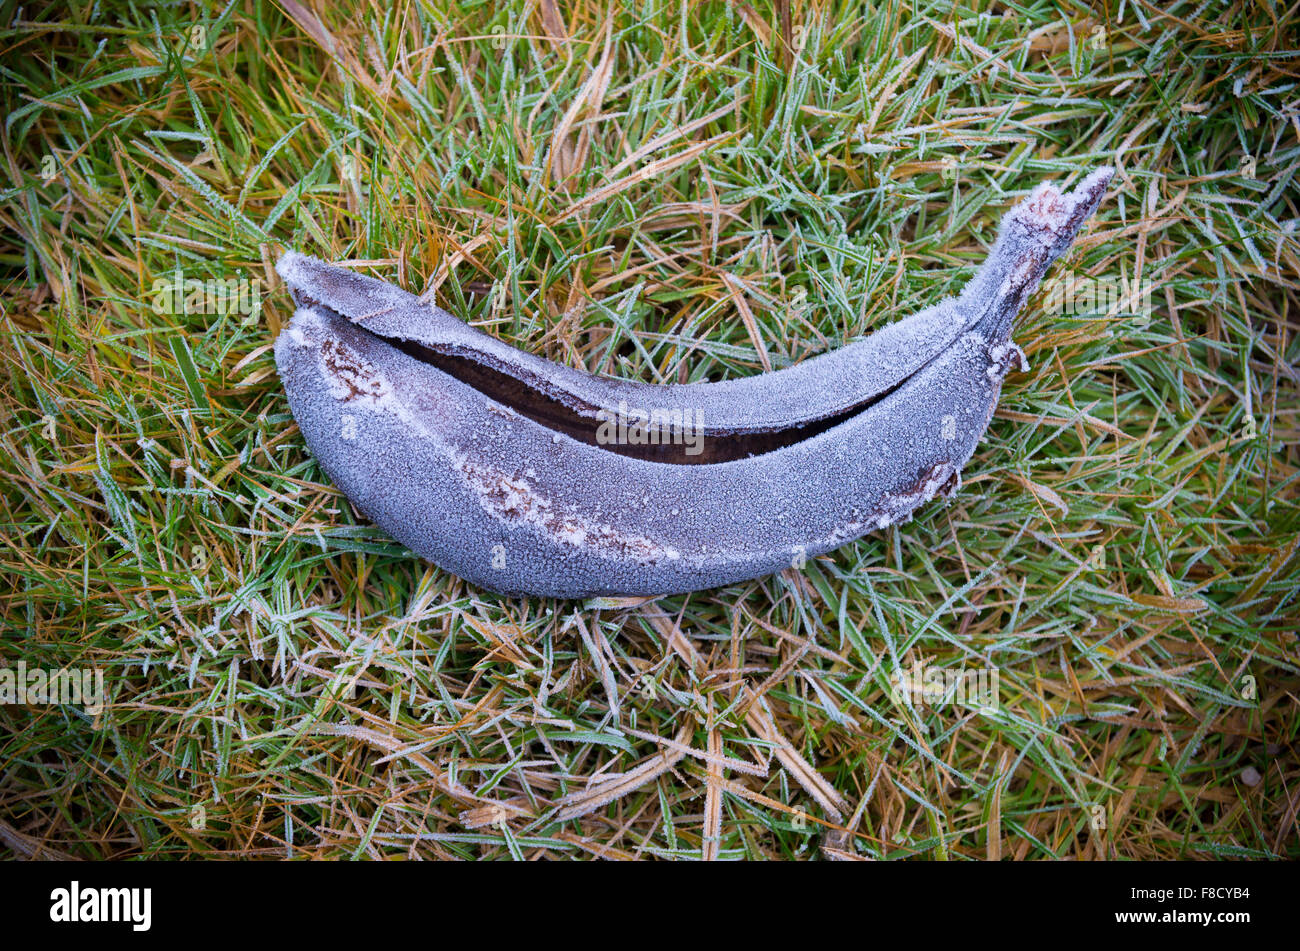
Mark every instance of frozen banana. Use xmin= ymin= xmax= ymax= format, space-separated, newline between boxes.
xmin=274 ymin=168 xmax=1113 ymax=597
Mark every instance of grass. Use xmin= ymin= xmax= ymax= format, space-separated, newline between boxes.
xmin=0 ymin=0 xmax=1296 ymax=860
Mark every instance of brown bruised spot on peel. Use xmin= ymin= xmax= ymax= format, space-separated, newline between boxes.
xmin=320 ymin=338 xmax=390 ymax=405
xmin=453 ymin=455 xmax=681 ymax=564
xmin=937 ymin=467 xmax=962 ymax=499
xmin=869 ymin=461 xmax=960 ymax=531
xmin=819 ymin=460 xmax=961 ymax=546
xmin=987 ymin=342 xmax=1029 ymax=382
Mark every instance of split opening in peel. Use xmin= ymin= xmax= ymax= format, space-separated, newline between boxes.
xmin=295 ymin=299 xmax=921 ymax=466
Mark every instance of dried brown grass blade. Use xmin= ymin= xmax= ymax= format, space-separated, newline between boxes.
xmin=702 ymin=722 xmax=723 ymax=860
xmin=310 ymin=722 xmax=495 ymax=808
xmin=553 ymin=722 xmax=692 ymax=822
xmin=745 ymin=693 xmax=849 ymax=821
xmin=721 ymin=273 xmax=773 ymax=372
xmin=603 ymin=103 xmax=740 ymax=181
xmin=622 ymin=726 xmax=768 ymax=777
xmin=553 ymin=132 xmax=734 ymax=223
xmin=0 ymin=820 xmax=79 ymax=860
xmin=550 ymin=18 xmax=616 ymax=184
xmin=280 ymin=0 xmax=382 ymax=95
xmin=536 ymin=0 xmax=568 ymax=49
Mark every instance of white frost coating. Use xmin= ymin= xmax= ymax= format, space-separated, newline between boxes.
xmin=277 ymin=250 xmax=420 ymax=322
xmin=1019 ymin=184 xmax=1071 ymax=238
xmin=275 ymin=251 xmax=319 ymax=291
xmin=810 ymin=460 xmax=961 ymax=549
xmin=286 ymin=307 xmax=324 ymax=347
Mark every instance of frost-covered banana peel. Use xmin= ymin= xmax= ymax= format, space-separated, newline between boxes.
xmin=274 ymin=168 xmax=1113 ymax=598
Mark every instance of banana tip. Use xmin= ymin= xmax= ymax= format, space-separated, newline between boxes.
xmin=276 ymin=249 xmax=315 ymax=288
xmin=1072 ymin=165 xmax=1115 ymax=207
